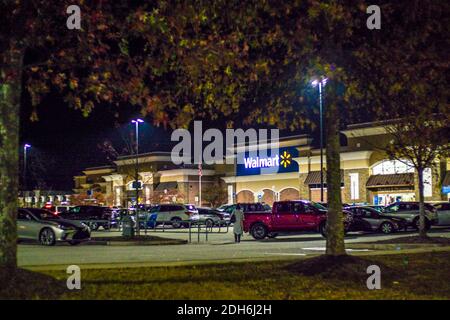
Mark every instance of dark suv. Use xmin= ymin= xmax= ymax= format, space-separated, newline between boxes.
xmin=59 ymin=205 xmax=113 ymax=230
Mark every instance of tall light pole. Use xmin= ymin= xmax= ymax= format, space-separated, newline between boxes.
xmin=312 ymin=78 xmax=327 ymax=202
xmin=131 ymin=118 xmax=144 ymax=235
xmin=23 ymin=144 xmax=31 ymax=191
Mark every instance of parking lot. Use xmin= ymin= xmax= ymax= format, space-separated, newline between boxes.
xmin=18 ymin=226 xmax=450 ymax=269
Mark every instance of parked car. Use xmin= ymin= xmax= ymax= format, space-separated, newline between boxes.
xmin=243 ymin=200 xmax=351 ymax=239
xmin=366 ymin=205 xmax=386 ymax=213
xmin=42 ymin=203 xmax=74 ymax=214
xmin=190 ymin=207 xmax=229 ymax=226
xmin=383 ymin=202 xmax=439 ymax=229
xmin=17 ymin=208 xmax=91 ymax=246
xmin=216 ymin=211 xmax=231 ymax=224
xmin=344 ymin=206 xmax=407 ymax=234
xmin=59 ymin=205 xmax=113 ymax=231
xmin=217 ymin=204 xmax=231 ymax=211
xmin=221 ymin=203 xmax=271 ymax=223
xmin=317 ymin=202 xmax=350 ymax=208
xmin=149 ymin=204 xmax=192 ymax=228
xmin=184 ymin=204 xmax=198 ymax=215
xmin=433 ymin=202 xmax=450 ymax=226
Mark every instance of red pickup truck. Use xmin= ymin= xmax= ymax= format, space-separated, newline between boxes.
xmin=243 ymin=200 xmax=350 ymax=239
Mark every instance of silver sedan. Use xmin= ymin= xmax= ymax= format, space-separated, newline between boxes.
xmin=18 ymin=208 xmax=91 ymax=246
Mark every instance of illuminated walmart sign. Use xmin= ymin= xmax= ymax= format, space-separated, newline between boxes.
xmin=237 ymin=148 xmax=298 ymax=176
xmin=243 ymin=150 xmax=293 ymax=169
xmin=244 ymin=154 xmax=279 ymax=169
xmin=280 ymin=150 xmax=292 ymax=168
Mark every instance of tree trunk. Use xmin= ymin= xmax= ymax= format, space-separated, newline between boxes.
xmin=0 ymin=44 xmax=23 ymax=269
xmin=325 ymin=90 xmax=346 ymax=256
xmin=417 ymin=167 xmax=427 ymax=238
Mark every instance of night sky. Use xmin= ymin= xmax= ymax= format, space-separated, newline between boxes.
xmin=19 ymin=92 xmax=173 ymax=191
xmin=19 ymin=87 xmax=333 ymax=191
xmin=19 ymin=93 xmax=319 ymax=191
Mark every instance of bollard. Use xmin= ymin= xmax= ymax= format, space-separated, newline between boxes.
xmin=197 ymin=223 xmax=200 ymax=242
xmin=188 ymin=221 xmax=192 ymax=243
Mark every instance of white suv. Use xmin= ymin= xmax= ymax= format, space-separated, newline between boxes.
xmin=150 ymin=204 xmax=191 ymax=228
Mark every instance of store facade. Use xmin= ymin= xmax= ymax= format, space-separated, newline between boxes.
xmin=221 ymin=135 xmax=310 ymax=206
xmin=74 ymin=152 xmax=218 ymax=207
xmin=74 ymin=122 xmax=449 ymax=207
xmin=222 ymin=122 xmax=449 ymax=206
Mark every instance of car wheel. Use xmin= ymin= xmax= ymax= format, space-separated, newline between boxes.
xmin=89 ymin=222 xmax=99 ymax=231
xmin=39 ymin=228 xmax=56 ymax=246
xmin=267 ymin=232 xmax=278 ymax=239
xmin=380 ymin=222 xmax=394 ymax=234
xmin=171 ymin=217 xmax=182 ymax=229
xmin=69 ymin=240 xmax=81 ymax=246
xmin=319 ymin=222 xmax=327 ymax=238
xmin=250 ymin=223 xmax=268 ymax=240
xmin=205 ymin=219 xmax=214 ymax=227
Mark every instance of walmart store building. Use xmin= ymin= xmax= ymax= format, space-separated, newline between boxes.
xmin=222 ymin=122 xmax=450 ymax=206
xmin=74 ymin=121 xmax=450 ymax=207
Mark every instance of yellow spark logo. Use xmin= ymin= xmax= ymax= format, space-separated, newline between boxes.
xmin=280 ymin=151 xmax=292 ymax=168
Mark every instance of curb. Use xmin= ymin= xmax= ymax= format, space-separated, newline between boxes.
xmin=86 ymin=239 xmax=188 ymax=246
xmin=347 ymin=243 xmax=450 ymax=250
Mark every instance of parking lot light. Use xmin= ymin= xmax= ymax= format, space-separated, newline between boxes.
xmin=311 ymin=77 xmax=327 ymax=202
xmin=23 ymin=144 xmax=31 ymax=191
xmin=131 ymin=118 xmax=145 ymax=235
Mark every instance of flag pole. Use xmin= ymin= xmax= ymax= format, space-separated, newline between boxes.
xmin=198 ymin=162 xmax=202 ymax=207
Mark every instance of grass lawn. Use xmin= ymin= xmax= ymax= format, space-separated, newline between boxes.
xmin=2 ymin=251 xmax=450 ymax=300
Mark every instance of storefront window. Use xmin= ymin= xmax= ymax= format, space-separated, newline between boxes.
xmin=349 ymin=173 xmax=359 ymax=200
xmin=371 ymin=160 xmax=414 ymax=175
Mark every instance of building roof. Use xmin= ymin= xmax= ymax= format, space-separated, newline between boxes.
xmin=366 ymin=173 xmax=414 ymax=187
xmin=304 ymin=170 xmax=344 ymax=185
xmin=117 ymin=151 xmax=172 ymax=161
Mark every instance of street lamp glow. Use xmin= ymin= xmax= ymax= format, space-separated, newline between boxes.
xmin=311 ymin=78 xmax=328 ymax=87
xmin=131 ymin=118 xmax=144 ymax=123
xmin=24 ymin=144 xmax=31 ymax=148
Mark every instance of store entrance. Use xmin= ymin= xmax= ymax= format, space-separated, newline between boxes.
xmin=372 ymin=192 xmax=415 ymax=205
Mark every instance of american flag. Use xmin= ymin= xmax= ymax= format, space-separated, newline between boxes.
xmin=198 ymin=163 xmax=203 ymax=176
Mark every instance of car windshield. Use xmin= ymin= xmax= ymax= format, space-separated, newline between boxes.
xmin=385 ymin=204 xmax=399 ymax=212
xmin=309 ymin=201 xmax=327 ymax=210
xmin=28 ymin=209 xmax=60 ymax=220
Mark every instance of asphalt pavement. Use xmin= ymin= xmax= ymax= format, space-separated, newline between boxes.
xmin=18 ymin=227 xmax=450 ymax=269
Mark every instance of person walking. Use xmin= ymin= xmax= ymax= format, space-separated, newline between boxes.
xmin=232 ymin=204 xmax=244 ymax=243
